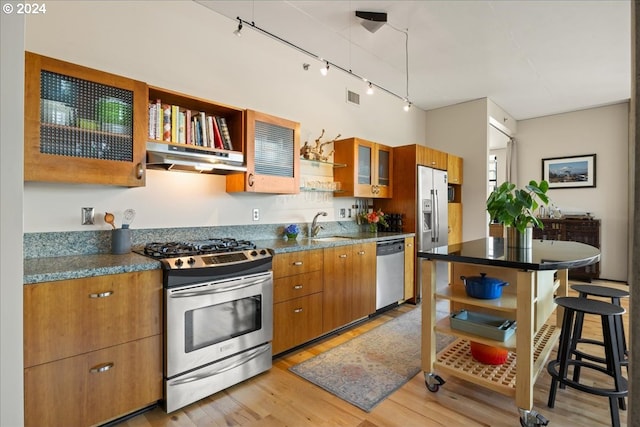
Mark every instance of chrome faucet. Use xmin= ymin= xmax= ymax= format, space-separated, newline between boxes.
xmin=310 ymin=211 xmax=328 ymax=237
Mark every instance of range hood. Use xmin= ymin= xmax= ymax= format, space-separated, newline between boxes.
xmin=146 ymin=141 xmax=246 ymax=174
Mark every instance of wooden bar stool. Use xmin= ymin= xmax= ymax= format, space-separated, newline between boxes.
xmin=547 ymin=297 xmax=627 ymax=427
xmin=570 ymin=284 xmax=629 ymax=374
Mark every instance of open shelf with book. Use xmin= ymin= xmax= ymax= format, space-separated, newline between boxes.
xmin=147 ymin=86 xmax=244 ymax=154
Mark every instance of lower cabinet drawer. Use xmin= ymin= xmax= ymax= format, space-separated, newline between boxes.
xmin=272 ymin=292 xmax=323 ymax=355
xmin=273 ymin=249 xmax=323 ymax=278
xmin=24 ymin=335 xmax=162 ymax=427
xmin=274 ymin=270 xmax=323 ymax=303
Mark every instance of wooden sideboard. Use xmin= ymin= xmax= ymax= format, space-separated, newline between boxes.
xmin=532 ymin=218 xmax=601 ymax=281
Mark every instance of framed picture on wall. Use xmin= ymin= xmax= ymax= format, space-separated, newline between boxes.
xmin=542 ymin=154 xmax=596 ymax=189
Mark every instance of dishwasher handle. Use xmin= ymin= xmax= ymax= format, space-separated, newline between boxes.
xmin=376 ymin=239 xmax=405 ymax=256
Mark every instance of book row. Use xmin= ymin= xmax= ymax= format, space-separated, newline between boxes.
xmin=148 ymin=100 xmax=233 ymax=151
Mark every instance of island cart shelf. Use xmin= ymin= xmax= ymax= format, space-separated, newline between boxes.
xmin=418 ymin=238 xmax=601 ymax=427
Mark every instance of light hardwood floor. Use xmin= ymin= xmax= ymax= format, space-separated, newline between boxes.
xmin=117 ymin=280 xmax=629 ymax=427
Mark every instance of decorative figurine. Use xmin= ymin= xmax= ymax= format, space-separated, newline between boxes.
xmin=300 ymin=129 xmax=341 ymax=161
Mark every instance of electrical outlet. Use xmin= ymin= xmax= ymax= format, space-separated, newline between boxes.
xmin=252 ymin=208 xmax=260 ymax=221
xmin=81 ymin=207 xmax=95 ymax=225
xmin=339 ymin=208 xmax=346 ymax=218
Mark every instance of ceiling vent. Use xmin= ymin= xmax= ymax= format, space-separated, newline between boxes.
xmin=355 ymin=11 xmax=387 ymax=33
xmin=347 ymin=89 xmax=360 ymax=106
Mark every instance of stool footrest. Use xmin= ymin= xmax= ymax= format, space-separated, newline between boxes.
xmin=547 ymin=360 xmax=628 ymax=398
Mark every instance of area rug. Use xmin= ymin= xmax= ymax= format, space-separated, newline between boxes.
xmin=289 ymin=305 xmax=455 ymax=412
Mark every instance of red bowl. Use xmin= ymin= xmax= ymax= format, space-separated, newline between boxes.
xmin=470 ymin=341 xmax=508 ymax=365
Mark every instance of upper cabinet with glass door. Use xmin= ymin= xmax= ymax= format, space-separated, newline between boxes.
xmin=333 ymin=137 xmax=393 ymax=198
xmin=226 ymin=109 xmax=300 ymax=194
xmin=24 ymin=52 xmax=147 ymax=187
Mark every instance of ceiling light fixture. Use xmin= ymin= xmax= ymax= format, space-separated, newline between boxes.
xmin=355 ymin=10 xmax=388 ymax=34
xmin=403 ymin=101 xmax=412 ymax=112
xmin=233 ymin=17 xmax=243 ymax=37
xmin=320 ymin=61 xmax=330 ymax=76
xmin=232 ymin=16 xmax=412 ymax=110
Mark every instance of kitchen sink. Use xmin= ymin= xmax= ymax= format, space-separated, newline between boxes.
xmin=311 ymin=236 xmax=356 ymax=242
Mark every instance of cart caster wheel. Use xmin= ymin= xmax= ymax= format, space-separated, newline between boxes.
xmin=424 ymin=373 xmax=445 ymax=393
xmin=518 ymin=410 xmax=549 ymax=427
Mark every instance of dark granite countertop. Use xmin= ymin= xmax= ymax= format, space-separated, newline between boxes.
xmin=254 ymin=231 xmax=413 ymax=254
xmin=24 ymin=232 xmax=414 ymax=284
xmin=23 ymin=252 xmax=162 ymax=285
xmin=418 ymin=237 xmax=600 ymax=271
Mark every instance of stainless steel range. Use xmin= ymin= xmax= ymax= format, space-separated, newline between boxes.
xmin=137 ymin=238 xmax=273 ymax=413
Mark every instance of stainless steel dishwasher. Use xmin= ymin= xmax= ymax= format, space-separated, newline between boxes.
xmin=376 ymin=239 xmax=405 ymax=310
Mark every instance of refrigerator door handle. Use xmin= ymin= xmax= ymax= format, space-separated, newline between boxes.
xmin=433 ymin=189 xmax=439 ymax=242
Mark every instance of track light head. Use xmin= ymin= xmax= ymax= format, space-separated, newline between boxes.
xmin=403 ymin=101 xmax=411 ymax=112
xmin=233 ymin=17 xmax=243 ymax=37
xmin=367 ymin=82 xmax=374 ymax=95
xmin=320 ymin=61 xmax=330 ymax=76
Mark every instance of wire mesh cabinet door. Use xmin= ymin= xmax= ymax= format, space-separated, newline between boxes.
xmin=25 ymin=52 xmax=147 ymax=187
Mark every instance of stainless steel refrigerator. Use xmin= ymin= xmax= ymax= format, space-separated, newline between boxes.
xmin=416 ymin=165 xmax=449 ymax=299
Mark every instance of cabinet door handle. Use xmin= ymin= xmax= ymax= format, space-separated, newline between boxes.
xmin=89 ymin=290 xmax=113 ymax=299
xmin=293 ymin=308 xmax=303 ymax=313
xmin=357 ymin=250 xmax=365 ymax=255
xmin=292 ymin=261 xmax=303 ymax=266
xmin=293 ymin=284 xmax=303 ymax=290
xmin=90 ymin=362 xmax=114 ymax=374
xmin=407 ymin=243 xmax=413 ymax=248
xmin=339 ymin=254 xmax=348 ymax=258
xmin=135 ymin=163 xmax=144 ymax=180
xmin=247 ymin=173 xmax=255 ymax=187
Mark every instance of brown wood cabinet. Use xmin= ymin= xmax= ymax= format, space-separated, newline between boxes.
xmin=24 ymin=270 xmax=163 ymax=427
xmin=227 ymin=109 xmax=300 ymax=194
xmin=350 ymin=242 xmax=377 ymax=319
xmin=532 ymin=218 xmax=601 ymax=281
xmin=333 ymin=137 xmax=393 ymax=198
xmin=404 ymin=237 xmax=415 ymax=300
xmin=24 ymin=52 xmax=147 ymax=187
xmin=323 ymin=242 xmax=376 ymax=332
xmin=272 ymin=250 xmax=324 ymax=354
xmin=417 ymin=145 xmax=448 ymax=171
xmin=447 ymin=154 xmax=463 ymax=184
xmin=448 ymin=203 xmax=463 ymax=245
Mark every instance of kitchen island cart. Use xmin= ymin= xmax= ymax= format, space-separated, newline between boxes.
xmin=418 ymin=238 xmax=600 ymax=427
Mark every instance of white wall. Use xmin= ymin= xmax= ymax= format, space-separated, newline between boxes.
xmin=23 ymin=1 xmax=427 ymax=232
xmin=517 ymin=103 xmax=629 ymax=281
xmin=1 ymin=7 xmax=25 ymax=427
xmin=424 ymin=98 xmax=489 ymax=241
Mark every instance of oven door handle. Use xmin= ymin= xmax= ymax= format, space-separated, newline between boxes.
xmin=168 ymin=343 xmax=272 ymax=386
xmin=169 ymin=276 xmax=271 ymax=298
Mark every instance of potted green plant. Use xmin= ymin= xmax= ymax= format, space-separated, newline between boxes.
xmin=486 ymin=180 xmax=550 ymax=247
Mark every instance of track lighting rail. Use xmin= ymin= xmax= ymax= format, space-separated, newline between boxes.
xmin=235 ymin=16 xmax=411 ymax=109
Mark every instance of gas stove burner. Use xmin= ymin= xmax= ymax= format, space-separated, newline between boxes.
xmin=142 ymin=238 xmax=257 ymax=259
